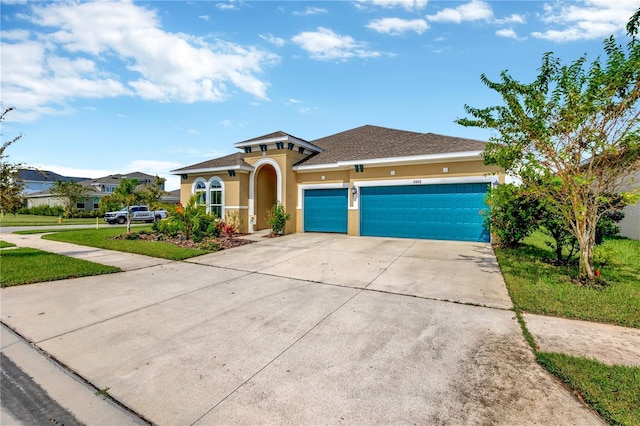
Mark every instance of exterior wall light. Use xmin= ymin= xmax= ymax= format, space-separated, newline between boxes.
xmin=351 ymin=186 xmax=358 ymax=195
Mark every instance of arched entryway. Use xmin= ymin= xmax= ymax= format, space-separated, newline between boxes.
xmin=254 ymin=164 xmax=277 ymax=231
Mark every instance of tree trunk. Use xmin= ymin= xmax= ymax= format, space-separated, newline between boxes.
xmin=574 ymin=216 xmax=596 ymax=281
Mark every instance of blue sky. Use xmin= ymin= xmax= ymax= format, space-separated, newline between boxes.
xmin=1 ymin=0 xmax=637 ymax=190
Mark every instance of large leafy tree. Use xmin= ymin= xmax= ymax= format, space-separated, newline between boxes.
xmin=50 ymin=180 xmax=91 ymax=217
xmin=457 ymin=17 xmax=640 ymax=282
xmin=0 ymin=108 xmax=25 ymax=215
xmin=137 ymin=175 xmax=167 ymax=211
xmin=113 ymin=177 xmax=141 ymax=232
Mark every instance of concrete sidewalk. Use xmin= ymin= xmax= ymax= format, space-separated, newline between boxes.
xmin=523 ymin=313 xmax=640 ymax=367
xmin=0 ymin=231 xmax=171 ymax=271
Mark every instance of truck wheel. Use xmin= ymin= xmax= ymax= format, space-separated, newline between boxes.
xmin=117 ymin=216 xmax=126 ymax=224
xmin=155 ymin=215 xmax=162 ymax=222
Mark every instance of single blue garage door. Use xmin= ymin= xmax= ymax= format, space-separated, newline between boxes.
xmin=304 ymin=188 xmax=348 ymax=233
xmin=360 ymin=183 xmax=490 ymax=242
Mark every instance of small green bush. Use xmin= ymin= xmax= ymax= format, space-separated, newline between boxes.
xmin=198 ymin=240 xmax=221 ymax=251
xmin=18 ymin=205 xmax=64 ymax=217
xmin=267 ymin=202 xmax=291 ymax=235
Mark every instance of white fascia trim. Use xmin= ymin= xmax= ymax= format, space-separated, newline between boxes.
xmin=234 ymin=136 xmax=323 ymax=153
xmin=297 ymin=182 xmax=349 ymax=210
xmin=171 ymin=165 xmax=253 ymax=175
xmin=224 ymin=205 xmax=249 ymax=210
xmin=349 ymin=175 xmax=498 ymax=210
xmin=294 ymin=151 xmax=483 ymax=172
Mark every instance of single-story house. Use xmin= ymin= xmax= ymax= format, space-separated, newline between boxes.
xmin=171 ymin=125 xmax=504 ymax=242
xmin=25 ymin=172 xmax=177 ymax=211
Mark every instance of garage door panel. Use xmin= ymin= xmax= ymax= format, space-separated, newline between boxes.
xmin=360 ymin=183 xmax=489 ymax=242
xmin=304 ymin=188 xmax=348 ymax=233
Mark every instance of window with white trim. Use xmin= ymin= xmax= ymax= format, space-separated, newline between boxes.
xmin=209 ymin=180 xmax=223 ymax=218
xmin=194 ymin=181 xmax=206 ymax=205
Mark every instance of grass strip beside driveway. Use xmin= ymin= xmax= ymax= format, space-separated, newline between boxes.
xmin=40 ymin=227 xmax=210 ymax=260
xmin=538 ymin=353 xmax=640 ymax=426
xmin=495 ymin=233 xmax=640 ymax=328
xmin=0 ymin=240 xmax=16 ymax=248
xmin=1 ymin=248 xmax=121 ymax=287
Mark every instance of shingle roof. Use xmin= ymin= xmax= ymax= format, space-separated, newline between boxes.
xmin=17 ymin=169 xmax=89 ymax=183
xmin=238 ymin=130 xmax=312 ymax=145
xmin=80 ymin=172 xmax=157 ymax=185
xmin=172 ymin=153 xmax=251 ymax=172
xmin=297 ymin=125 xmax=487 ymax=166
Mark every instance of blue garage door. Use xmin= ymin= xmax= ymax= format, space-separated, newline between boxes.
xmin=304 ymin=188 xmax=348 ymax=233
xmin=360 ymin=183 xmax=490 ymax=242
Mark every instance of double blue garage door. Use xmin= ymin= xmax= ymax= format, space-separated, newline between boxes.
xmin=304 ymin=183 xmax=490 ymax=242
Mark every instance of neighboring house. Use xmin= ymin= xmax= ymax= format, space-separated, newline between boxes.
xmin=17 ymin=169 xmax=89 ymax=194
xmin=619 ymin=170 xmax=640 ymax=240
xmin=25 ymin=171 xmax=174 ymax=211
xmin=171 ymin=125 xmax=504 ymax=242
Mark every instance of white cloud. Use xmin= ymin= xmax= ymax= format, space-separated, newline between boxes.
xmin=292 ymin=7 xmax=327 ymax=16
xmin=216 ymin=2 xmax=237 ymax=10
xmin=198 ymin=15 xmax=210 ymax=21
xmin=292 ymin=27 xmax=383 ymax=61
xmin=287 ymin=98 xmax=302 ymax=104
xmin=495 ymin=28 xmax=521 ymax=39
xmin=357 ymin=0 xmax=428 ymax=11
xmin=426 ymin=0 xmax=493 ymax=23
xmin=367 ymin=17 xmax=429 ymax=35
xmin=0 ymin=29 xmax=30 ymax=40
xmin=298 ymin=107 xmax=311 ymax=114
xmin=532 ymin=0 xmax=636 ymax=42
xmin=1 ymin=2 xmax=278 ymax=121
xmin=218 ymin=119 xmax=247 ymax=128
xmin=493 ymin=14 xmax=526 ymax=25
xmin=259 ymin=33 xmax=286 ymax=47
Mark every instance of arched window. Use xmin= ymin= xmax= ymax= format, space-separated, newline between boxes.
xmin=209 ymin=180 xmax=223 ymax=218
xmin=194 ymin=181 xmax=206 ymax=205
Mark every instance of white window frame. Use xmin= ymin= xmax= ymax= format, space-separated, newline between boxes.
xmin=191 ymin=176 xmax=225 ymax=217
xmin=208 ymin=176 xmax=225 ymax=219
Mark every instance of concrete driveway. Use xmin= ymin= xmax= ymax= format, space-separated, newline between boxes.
xmin=1 ymin=233 xmax=602 ymax=425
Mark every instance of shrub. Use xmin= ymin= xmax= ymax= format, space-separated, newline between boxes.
xmin=18 ymin=205 xmax=64 ymax=217
xmin=124 ymin=232 xmax=140 ymax=240
xmin=198 ymin=240 xmax=221 ymax=252
xmin=486 ymin=184 xmax=540 ymax=248
xmin=267 ymin=202 xmax=291 ymax=235
xmin=216 ymin=221 xmax=237 ymax=238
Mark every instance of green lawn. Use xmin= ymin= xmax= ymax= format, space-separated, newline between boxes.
xmin=41 ymin=227 xmax=210 ymax=260
xmin=0 ymin=248 xmax=120 ymax=287
xmin=538 ymin=353 xmax=640 ymax=425
xmin=0 ymin=214 xmax=98 ymax=227
xmin=495 ymin=233 xmax=640 ymax=328
xmin=0 ymin=240 xmax=16 ymax=248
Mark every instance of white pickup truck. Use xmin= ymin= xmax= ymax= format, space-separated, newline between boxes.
xmin=104 ymin=206 xmax=169 ymax=224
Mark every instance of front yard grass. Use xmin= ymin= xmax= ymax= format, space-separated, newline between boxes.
xmin=0 ymin=240 xmax=16 ymax=248
xmin=538 ymin=353 xmax=640 ymax=426
xmin=495 ymin=232 xmax=640 ymax=328
xmin=0 ymin=214 xmax=98 ymax=227
xmin=39 ymin=227 xmax=210 ymax=260
xmin=1 ymin=248 xmax=120 ymax=287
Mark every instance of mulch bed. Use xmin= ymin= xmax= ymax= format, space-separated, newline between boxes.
xmin=111 ymin=232 xmax=255 ymax=250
